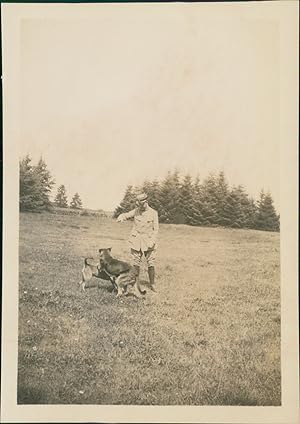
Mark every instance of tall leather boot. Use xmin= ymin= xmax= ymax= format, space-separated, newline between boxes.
xmin=148 ymin=266 xmax=156 ymax=292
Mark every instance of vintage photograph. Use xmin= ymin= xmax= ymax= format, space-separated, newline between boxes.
xmin=1 ymin=1 xmax=299 ymax=423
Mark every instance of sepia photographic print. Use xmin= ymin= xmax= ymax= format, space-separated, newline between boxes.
xmin=1 ymin=1 xmax=299 ymax=423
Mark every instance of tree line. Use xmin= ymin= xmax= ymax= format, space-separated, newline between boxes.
xmin=20 ymin=156 xmax=279 ymax=232
xmin=19 ymin=155 xmax=83 ymax=212
xmin=113 ymin=170 xmax=280 ymax=232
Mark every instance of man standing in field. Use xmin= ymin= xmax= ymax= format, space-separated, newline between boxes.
xmin=116 ymin=192 xmax=159 ymax=292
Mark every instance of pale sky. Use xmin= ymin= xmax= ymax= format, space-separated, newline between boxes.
xmin=19 ymin=5 xmax=280 ymax=212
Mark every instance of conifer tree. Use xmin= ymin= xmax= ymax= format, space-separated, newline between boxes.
xmin=34 ymin=157 xmax=55 ymax=210
xmin=113 ymin=185 xmax=136 ymax=218
xmin=142 ymin=179 xmax=162 ymax=217
xmin=19 ymin=155 xmax=55 ymax=212
xmin=235 ymin=187 xmax=258 ymax=229
xmin=255 ymin=190 xmax=279 ymax=231
xmin=158 ymin=172 xmax=172 ymax=223
xmin=179 ymin=174 xmax=194 ymax=224
xmin=159 ymin=170 xmax=183 ymax=223
xmin=227 ymin=186 xmax=246 ymax=228
xmin=243 ymin=197 xmax=258 ymax=229
xmin=200 ymin=173 xmax=219 ymax=225
xmin=54 ymin=185 xmax=68 ymax=208
xmin=70 ymin=193 xmax=83 ymax=209
xmin=215 ymin=171 xmax=230 ymax=226
xmin=169 ymin=169 xmax=183 ymax=224
xmin=189 ymin=175 xmax=204 ymax=226
xmin=221 ymin=191 xmax=236 ymax=227
xmin=19 ymin=155 xmax=42 ymax=211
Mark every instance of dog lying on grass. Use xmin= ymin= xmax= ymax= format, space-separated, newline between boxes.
xmin=79 ymin=257 xmax=117 ymax=292
xmin=98 ymin=248 xmax=146 ymax=298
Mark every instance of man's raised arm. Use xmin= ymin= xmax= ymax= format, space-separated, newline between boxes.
xmin=116 ymin=208 xmax=136 ymax=222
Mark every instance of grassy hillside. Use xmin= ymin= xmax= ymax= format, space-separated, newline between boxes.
xmin=18 ymin=212 xmax=281 ymax=405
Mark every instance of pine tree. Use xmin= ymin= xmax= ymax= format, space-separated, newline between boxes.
xmin=113 ymin=185 xmax=136 ymax=218
xmin=223 ymin=186 xmax=246 ymax=228
xmin=243 ymin=197 xmax=258 ymax=229
xmin=221 ymin=185 xmax=256 ymax=229
xmin=142 ymin=179 xmax=162 ymax=217
xmin=255 ymin=190 xmax=279 ymax=231
xmin=19 ymin=155 xmax=55 ymax=212
xmin=19 ymin=155 xmax=42 ymax=211
xmin=188 ymin=175 xmax=204 ymax=226
xmin=236 ymin=188 xmax=258 ymax=230
xmin=157 ymin=172 xmax=172 ymax=223
xmin=34 ymin=157 xmax=55 ymax=211
xmin=169 ymin=169 xmax=184 ymax=224
xmin=159 ymin=169 xmax=183 ymax=224
xmin=200 ymin=173 xmax=219 ymax=226
xmin=215 ymin=171 xmax=230 ymax=226
xmin=179 ymin=174 xmax=195 ymax=225
xmin=54 ymin=185 xmax=68 ymax=208
xmin=221 ymin=191 xmax=236 ymax=228
xmin=70 ymin=193 xmax=83 ymax=209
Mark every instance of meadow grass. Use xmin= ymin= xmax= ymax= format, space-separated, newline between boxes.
xmin=18 ymin=212 xmax=281 ymax=405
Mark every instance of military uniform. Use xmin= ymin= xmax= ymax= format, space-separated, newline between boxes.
xmin=117 ymin=195 xmax=159 ymax=291
xmin=120 ymin=205 xmax=159 ymax=266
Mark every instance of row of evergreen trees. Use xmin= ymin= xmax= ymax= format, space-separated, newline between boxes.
xmin=20 ymin=155 xmax=279 ymax=232
xmin=54 ymin=185 xmax=83 ymax=209
xmin=113 ymin=170 xmax=280 ymax=232
xmin=19 ymin=155 xmax=83 ymax=212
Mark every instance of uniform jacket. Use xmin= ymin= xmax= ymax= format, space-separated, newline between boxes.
xmin=121 ymin=206 xmax=159 ymax=252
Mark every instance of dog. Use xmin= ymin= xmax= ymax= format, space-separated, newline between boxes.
xmin=79 ymin=257 xmax=117 ymax=292
xmin=98 ymin=248 xmax=146 ymax=298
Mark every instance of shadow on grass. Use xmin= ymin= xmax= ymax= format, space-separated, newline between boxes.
xmin=83 ymin=280 xmax=115 ymax=292
xmin=18 ymin=384 xmax=47 ymax=404
xmin=214 ymin=390 xmax=281 ymax=406
xmin=217 ymin=393 xmax=258 ymax=406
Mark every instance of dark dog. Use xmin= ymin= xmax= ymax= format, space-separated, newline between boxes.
xmin=98 ymin=248 xmax=146 ymax=298
xmin=79 ymin=257 xmax=117 ymax=292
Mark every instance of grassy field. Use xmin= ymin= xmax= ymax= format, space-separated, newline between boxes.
xmin=18 ymin=212 xmax=281 ymax=405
